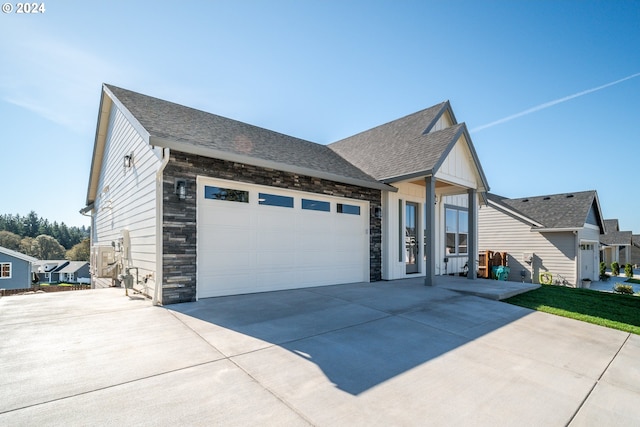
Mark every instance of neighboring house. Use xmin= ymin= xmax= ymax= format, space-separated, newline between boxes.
xmin=82 ymin=84 xmax=489 ymax=305
xmin=478 ymin=191 xmax=605 ymax=286
xmin=34 ymin=260 xmax=91 ymax=284
xmin=0 ymin=246 xmax=37 ymax=290
xmin=631 ymin=235 xmax=640 ymax=267
xmin=600 ymin=219 xmax=632 ymax=267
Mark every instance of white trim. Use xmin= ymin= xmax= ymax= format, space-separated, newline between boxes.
xmin=0 ymin=262 xmax=12 ymax=279
xmin=152 ymin=147 xmax=171 ymax=306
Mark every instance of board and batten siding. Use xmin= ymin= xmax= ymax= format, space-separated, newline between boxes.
xmin=92 ymin=103 xmax=162 ymax=297
xmin=381 ymin=183 xmax=471 ymax=280
xmin=478 ymin=204 xmax=579 ymax=285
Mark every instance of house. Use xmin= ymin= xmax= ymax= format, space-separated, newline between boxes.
xmin=478 ymin=191 xmax=605 ymax=286
xmin=631 ymin=235 xmax=640 ymax=267
xmin=0 ymin=246 xmax=38 ymax=290
xmin=82 ymin=84 xmax=489 ymax=305
xmin=34 ymin=260 xmax=90 ymax=284
xmin=600 ymin=219 xmax=632 ymax=267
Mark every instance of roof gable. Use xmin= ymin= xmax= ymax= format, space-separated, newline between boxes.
xmin=328 ymin=102 xmax=489 ymax=191
xmin=89 ymin=85 xmax=392 ymax=200
xmin=488 ymin=190 xmax=604 ymax=231
xmin=0 ymin=246 xmax=38 ymax=263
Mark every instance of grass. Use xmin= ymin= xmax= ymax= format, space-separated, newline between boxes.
xmin=504 ymin=284 xmax=640 ymax=335
xmin=625 ymin=278 xmax=640 ymax=284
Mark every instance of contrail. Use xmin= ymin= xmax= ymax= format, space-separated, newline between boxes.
xmin=471 ymin=72 xmax=640 ymax=132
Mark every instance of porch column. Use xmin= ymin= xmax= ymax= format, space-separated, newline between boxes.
xmin=425 ymin=176 xmax=436 ymax=286
xmin=467 ymin=188 xmax=477 ymax=280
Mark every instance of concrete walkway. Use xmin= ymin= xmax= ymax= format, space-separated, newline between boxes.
xmin=1 ymin=280 xmax=638 ymax=426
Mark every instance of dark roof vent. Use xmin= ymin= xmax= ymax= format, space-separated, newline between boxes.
xmin=566 ymin=194 xmax=574 ymax=198
xmin=543 ymin=197 xmax=551 ymax=200
xmin=522 ymin=199 xmax=529 ymax=202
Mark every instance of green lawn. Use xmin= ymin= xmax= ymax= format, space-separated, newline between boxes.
xmin=504 ymin=285 xmax=640 ymax=335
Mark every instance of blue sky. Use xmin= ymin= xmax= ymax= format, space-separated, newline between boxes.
xmin=1 ymin=0 xmax=639 ymax=233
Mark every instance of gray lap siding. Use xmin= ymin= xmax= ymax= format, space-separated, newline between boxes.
xmin=161 ymin=151 xmax=382 ymax=304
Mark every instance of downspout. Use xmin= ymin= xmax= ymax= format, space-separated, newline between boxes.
xmin=152 ymin=148 xmax=170 ymax=305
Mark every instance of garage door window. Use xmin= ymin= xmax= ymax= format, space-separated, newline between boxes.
xmin=258 ymin=193 xmax=294 ymax=208
xmin=204 ymin=186 xmax=249 ymax=203
xmin=337 ymin=203 xmax=360 ymax=215
xmin=302 ymin=199 xmax=330 ymax=212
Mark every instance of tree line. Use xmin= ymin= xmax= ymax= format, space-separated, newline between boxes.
xmin=0 ymin=212 xmax=90 ymax=261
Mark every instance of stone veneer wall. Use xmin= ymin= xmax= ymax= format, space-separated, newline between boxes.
xmin=161 ymin=151 xmax=382 ymax=304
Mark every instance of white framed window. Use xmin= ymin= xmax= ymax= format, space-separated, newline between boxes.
xmin=445 ymin=206 xmax=468 ymax=255
xmin=0 ymin=262 xmax=11 ymax=279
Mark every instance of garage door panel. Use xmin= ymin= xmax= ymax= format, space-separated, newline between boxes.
xmin=296 ymin=250 xmax=334 ymax=267
xmin=200 ymin=204 xmax=251 ymax=227
xmin=201 ymin=227 xmax=254 ymax=252
xmin=257 ymin=231 xmax=296 ymax=250
xmin=197 ymin=177 xmax=369 ymax=298
xmin=256 ymin=251 xmax=295 ymax=268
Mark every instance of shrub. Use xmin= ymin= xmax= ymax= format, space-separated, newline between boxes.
xmin=599 ymin=262 xmax=608 ymax=280
xmin=624 ymin=263 xmax=633 ymax=278
xmin=613 ymin=284 xmax=634 ymax=294
xmin=611 ymin=262 xmax=620 ymax=276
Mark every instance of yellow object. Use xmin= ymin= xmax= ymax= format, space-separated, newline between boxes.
xmin=539 ymin=272 xmax=553 ymax=285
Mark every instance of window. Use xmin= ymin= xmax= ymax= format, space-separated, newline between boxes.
xmin=258 ymin=193 xmax=294 ymax=208
xmin=302 ymin=199 xmax=330 ymax=212
xmin=204 ymin=186 xmax=249 ymax=203
xmin=337 ymin=203 xmax=360 ymax=215
xmin=445 ymin=207 xmax=468 ymax=255
xmin=0 ymin=262 xmax=11 ymax=279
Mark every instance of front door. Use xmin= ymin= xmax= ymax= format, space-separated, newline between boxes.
xmin=406 ymin=202 xmax=419 ymax=274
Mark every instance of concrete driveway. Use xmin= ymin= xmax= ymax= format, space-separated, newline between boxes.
xmin=1 ymin=279 xmax=639 ymax=426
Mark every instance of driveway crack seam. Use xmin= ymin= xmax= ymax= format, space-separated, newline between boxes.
xmin=565 ymin=332 xmax=631 ymax=427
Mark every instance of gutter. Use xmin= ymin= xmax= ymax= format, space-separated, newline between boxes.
xmin=152 ymin=147 xmax=171 ymax=306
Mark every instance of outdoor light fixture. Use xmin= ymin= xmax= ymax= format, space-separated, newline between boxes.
xmin=175 ymin=179 xmax=187 ymax=200
xmin=123 ymin=152 xmax=134 ymax=168
xmin=374 ymin=206 xmax=382 ymax=219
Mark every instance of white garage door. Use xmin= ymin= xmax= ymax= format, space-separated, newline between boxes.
xmin=196 ymin=177 xmax=370 ymax=298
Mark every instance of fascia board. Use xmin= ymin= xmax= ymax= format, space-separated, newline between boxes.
xmin=85 ymin=91 xmax=111 ymax=205
xmin=151 ymin=136 xmax=397 ymax=193
xmin=533 ymin=227 xmax=581 ymax=233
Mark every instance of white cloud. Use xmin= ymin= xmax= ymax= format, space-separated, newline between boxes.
xmin=471 ymin=72 xmax=640 ymax=133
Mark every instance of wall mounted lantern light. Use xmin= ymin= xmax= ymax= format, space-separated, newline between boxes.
xmin=175 ymin=179 xmax=187 ymax=200
xmin=123 ymin=152 xmax=134 ymax=168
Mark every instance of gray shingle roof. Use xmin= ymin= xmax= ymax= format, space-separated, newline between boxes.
xmin=104 ymin=85 xmax=388 ymax=190
xmin=604 ymin=219 xmax=619 ymax=232
xmin=601 ymin=230 xmax=632 ymax=246
xmin=328 ymin=103 xmax=459 ymax=181
xmin=601 ymin=219 xmax=632 ymax=246
xmin=488 ymin=190 xmax=599 ymax=230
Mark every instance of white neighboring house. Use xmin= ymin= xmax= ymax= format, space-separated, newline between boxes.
xmin=82 ymin=84 xmax=489 ymax=305
xmin=33 ymin=260 xmax=90 ymax=284
xmin=478 ymin=191 xmax=606 ymax=286
xmin=600 ymin=219 xmax=632 ymax=267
